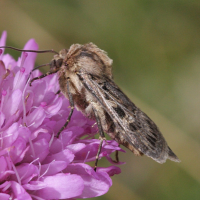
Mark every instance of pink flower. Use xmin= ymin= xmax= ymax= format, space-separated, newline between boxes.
xmin=0 ymin=31 xmax=123 ymax=200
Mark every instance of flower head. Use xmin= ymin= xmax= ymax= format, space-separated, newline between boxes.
xmin=0 ymin=31 xmax=123 ymax=200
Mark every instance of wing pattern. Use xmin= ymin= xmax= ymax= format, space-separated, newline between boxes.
xmin=77 ymin=71 xmax=179 ymax=163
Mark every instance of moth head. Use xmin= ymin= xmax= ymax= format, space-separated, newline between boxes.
xmin=63 ymin=43 xmax=113 ymax=78
xmin=50 ymin=49 xmax=68 ymax=71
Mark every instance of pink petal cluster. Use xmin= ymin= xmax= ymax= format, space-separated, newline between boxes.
xmin=0 ymin=31 xmax=123 ymax=200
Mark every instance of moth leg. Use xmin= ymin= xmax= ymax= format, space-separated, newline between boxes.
xmin=56 ymin=78 xmax=74 ymax=138
xmin=29 ymin=71 xmax=57 ymax=86
xmin=92 ymin=105 xmax=106 ymax=171
xmin=114 ymin=150 xmax=119 ymax=163
xmin=27 ymin=63 xmax=50 ymax=84
xmin=31 ymin=63 xmax=50 ymax=72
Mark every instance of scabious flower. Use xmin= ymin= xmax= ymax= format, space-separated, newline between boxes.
xmin=0 ymin=31 xmax=123 ymax=200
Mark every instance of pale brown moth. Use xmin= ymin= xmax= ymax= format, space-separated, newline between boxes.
xmin=0 ymin=43 xmax=180 ymax=170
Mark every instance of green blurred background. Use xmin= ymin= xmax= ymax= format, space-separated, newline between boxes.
xmin=0 ymin=1 xmax=200 ymax=199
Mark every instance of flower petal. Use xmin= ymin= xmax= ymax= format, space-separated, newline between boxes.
xmin=0 ymin=31 xmax=7 ymax=54
xmin=2 ymin=122 xmax=19 ymax=148
xmin=0 ymin=156 xmax=14 ymax=182
xmin=0 ymin=193 xmax=10 ymax=200
xmin=23 ymin=138 xmax=49 ymax=163
xmin=0 ymin=111 xmax=5 ymax=128
xmin=2 ymin=89 xmax=22 ymax=120
xmin=97 ymin=166 xmax=121 ymax=176
xmin=43 ymin=149 xmax=74 ymax=164
xmin=26 ymin=106 xmax=46 ymax=130
xmin=10 ymin=137 xmax=29 ymax=164
xmin=22 ymin=39 xmax=38 ymax=74
xmin=10 ymin=181 xmax=32 ymax=200
xmin=10 ymin=163 xmax=39 ymax=184
xmin=65 ymin=163 xmax=112 ymax=198
xmin=40 ymin=160 xmax=68 ymax=176
xmin=45 ymin=97 xmax=63 ymax=117
xmin=33 ymin=174 xmax=84 ymax=199
xmin=0 ymin=60 xmax=6 ymax=86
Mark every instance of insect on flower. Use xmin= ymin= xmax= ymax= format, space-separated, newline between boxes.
xmin=0 ymin=43 xmax=180 ymax=170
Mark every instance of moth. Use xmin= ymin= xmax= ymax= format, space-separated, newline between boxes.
xmin=0 ymin=43 xmax=180 ymax=170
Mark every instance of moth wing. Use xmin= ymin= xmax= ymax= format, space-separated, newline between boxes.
xmin=78 ymin=72 xmax=180 ymax=163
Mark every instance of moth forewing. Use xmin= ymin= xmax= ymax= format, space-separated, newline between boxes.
xmin=77 ymin=71 xmax=180 ymax=163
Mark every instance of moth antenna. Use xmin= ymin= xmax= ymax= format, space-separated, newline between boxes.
xmin=0 ymin=46 xmax=59 ymax=54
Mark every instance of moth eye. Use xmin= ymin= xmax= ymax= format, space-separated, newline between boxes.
xmin=56 ymin=59 xmax=63 ymax=68
xmin=50 ymin=60 xmax=56 ymax=69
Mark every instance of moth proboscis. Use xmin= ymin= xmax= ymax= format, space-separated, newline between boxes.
xmin=0 ymin=43 xmax=180 ymax=171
